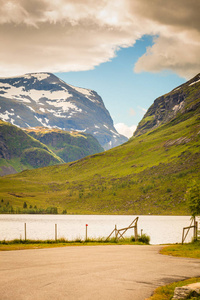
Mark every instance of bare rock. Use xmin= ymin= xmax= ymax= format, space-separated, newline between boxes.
xmin=172 ymin=282 xmax=200 ymax=300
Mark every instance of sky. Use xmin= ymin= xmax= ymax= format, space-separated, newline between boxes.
xmin=0 ymin=0 xmax=199 ymax=138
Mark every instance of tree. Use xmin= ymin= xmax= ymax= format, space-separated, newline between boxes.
xmin=23 ymin=201 xmax=27 ymax=209
xmin=185 ymin=180 xmax=200 ymax=218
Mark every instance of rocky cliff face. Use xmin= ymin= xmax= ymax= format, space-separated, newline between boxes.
xmin=0 ymin=72 xmax=127 ymax=149
xmin=134 ymin=73 xmax=200 ymax=137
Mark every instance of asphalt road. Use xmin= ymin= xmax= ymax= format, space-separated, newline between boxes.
xmin=0 ymin=245 xmax=200 ymax=300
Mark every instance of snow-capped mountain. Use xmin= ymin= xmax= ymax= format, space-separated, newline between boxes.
xmin=0 ymin=72 xmax=127 ymax=149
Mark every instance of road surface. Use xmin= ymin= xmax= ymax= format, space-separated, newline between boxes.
xmin=0 ymin=245 xmax=200 ymax=300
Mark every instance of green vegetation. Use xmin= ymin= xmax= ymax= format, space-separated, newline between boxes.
xmin=0 ymin=76 xmax=199 ymax=214
xmin=0 ymin=108 xmax=199 ymax=214
xmin=25 ymin=127 xmax=104 ymax=163
xmin=147 ymin=278 xmax=200 ymax=300
xmin=0 ymin=120 xmax=63 ymax=175
xmin=0 ymin=235 xmax=149 ymax=251
xmin=160 ymin=241 xmax=200 ymax=259
xmin=185 ymin=180 xmax=200 ymax=218
xmin=0 ymin=199 xmax=61 ymax=214
xmin=133 ymin=233 xmax=150 ymax=244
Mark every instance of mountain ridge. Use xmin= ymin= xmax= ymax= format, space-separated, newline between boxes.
xmin=0 ymin=72 xmax=127 ymax=149
xmin=25 ymin=127 xmax=104 ymax=163
xmin=134 ymin=73 xmax=200 ymax=137
xmin=0 ymin=74 xmax=199 ymax=214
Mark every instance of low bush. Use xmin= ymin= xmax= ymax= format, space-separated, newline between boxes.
xmin=131 ymin=234 xmax=150 ymax=244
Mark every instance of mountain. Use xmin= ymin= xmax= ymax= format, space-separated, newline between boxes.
xmin=0 ymin=72 xmax=127 ymax=150
xmin=0 ymin=74 xmax=199 ymax=215
xmin=25 ymin=127 xmax=104 ymax=163
xmin=0 ymin=120 xmax=63 ymax=176
xmin=134 ymin=73 xmax=200 ymax=137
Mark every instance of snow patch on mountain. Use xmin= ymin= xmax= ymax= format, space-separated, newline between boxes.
xmin=46 ymin=100 xmax=81 ymax=113
xmin=70 ymin=85 xmax=92 ymax=96
xmin=0 ymin=72 xmax=128 ymax=150
xmin=27 ymin=106 xmax=35 ymax=112
xmin=68 ymin=84 xmax=99 ymax=103
xmin=34 ymin=116 xmax=52 ymax=128
xmin=1 ymin=84 xmax=73 ymax=103
xmin=189 ymin=78 xmax=200 ymax=86
xmin=0 ymin=110 xmax=14 ymax=121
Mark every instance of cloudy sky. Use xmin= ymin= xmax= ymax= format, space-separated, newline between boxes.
xmin=0 ymin=0 xmax=199 ymax=137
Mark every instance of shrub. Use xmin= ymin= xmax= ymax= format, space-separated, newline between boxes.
xmin=138 ymin=234 xmax=150 ymax=244
xmin=131 ymin=234 xmax=150 ymax=244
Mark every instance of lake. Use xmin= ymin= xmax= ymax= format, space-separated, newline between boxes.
xmin=0 ymin=214 xmax=194 ymax=244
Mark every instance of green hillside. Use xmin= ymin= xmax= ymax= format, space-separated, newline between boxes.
xmin=0 ymin=75 xmax=199 ymax=215
xmin=0 ymin=120 xmax=63 ymax=176
xmin=0 ymin=109 xmax=199 ymax=214
xmin=25 ymin=127 xmax=104 ymax=163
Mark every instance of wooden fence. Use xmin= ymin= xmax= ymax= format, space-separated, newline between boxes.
xmin=106 ymin=217 xmax=139 ymax=241
xmin=182 ymin=217 xmax=199 ymax=244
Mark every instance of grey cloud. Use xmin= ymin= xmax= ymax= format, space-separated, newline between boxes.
xmin=0 ymin=0 xmax=199 ymax=78
xmin=130 ymin=0 xmax=200 ymax=31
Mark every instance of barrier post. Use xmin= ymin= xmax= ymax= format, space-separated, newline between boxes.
xmin=55 ymin=224 xmax=57 ymax=241
xmin=85 ymin=224 xmax=88 ymax=241
xmin=24 ymin=223 xmax=26 ymax=241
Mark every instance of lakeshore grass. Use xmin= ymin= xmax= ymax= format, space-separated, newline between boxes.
xmin=160 ymin=241 xmax=200 ymax=259
xmin=0 ymin=235 xmax=150 ymax=251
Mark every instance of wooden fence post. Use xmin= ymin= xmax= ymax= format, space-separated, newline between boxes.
xmin=85 ymin=224 xmax=88 ymax=241
xmin=55 ymin=224 xmax=57 ymax=241
xmin=24 ymin=223 xmax=26 ymax=241
xmin=195 ymin=221 xmax=198 ymax=241
xmin=193 ymin=217 xmax=196 ymax=241
xmin=115 ymin=225 xmax=118 ymax=240
xmin=134 ymin=221 xmax=138 ymax=241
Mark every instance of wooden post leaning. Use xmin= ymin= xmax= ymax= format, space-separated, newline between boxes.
xmin=115 ymin=225 xmax=118 ymax=240
xmin=182 ymin=218 xmax=197 ymax=244
xmin=105 ymin=217 xmax=139 ymax=241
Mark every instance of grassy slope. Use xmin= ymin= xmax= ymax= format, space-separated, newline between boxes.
xmin=25 ymin=127 xmax=104 ymax=163
xmin=0 ymin=107 xmax=199 ymax=214
xmin=0 ymin=120 xmax=63 ymax=174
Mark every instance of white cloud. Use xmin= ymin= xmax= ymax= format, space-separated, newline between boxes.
xmin=0 ymin=0 xmax=199 ymax=78
xmin=115 ymin=123 xmax=137 ymax=138
xmin=138 ymin=106 xmax=147 ymax=115
xmin=134 ymin=34 xmax=200 ymax=79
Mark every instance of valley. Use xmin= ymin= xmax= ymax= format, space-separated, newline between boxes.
xmin=0 ymin=73 xmax=199 ymax=215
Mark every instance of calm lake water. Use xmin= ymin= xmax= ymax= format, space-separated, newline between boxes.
xmin=0 ymin=215 xmax=194 ymax=244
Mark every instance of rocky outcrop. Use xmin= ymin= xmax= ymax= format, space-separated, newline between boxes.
xmin=134 ymin=73 xmax=200 ymax=137
xmin=172 ymin=282 xmax=200 ymax=300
